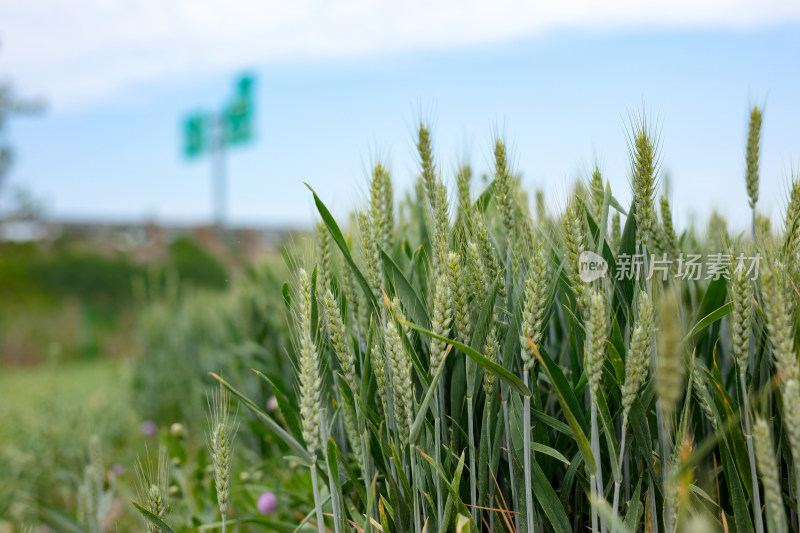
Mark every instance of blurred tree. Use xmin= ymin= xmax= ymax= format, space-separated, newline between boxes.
xmin=169 ymin=237 xmax=229 ymax=288
xmin=6 ymin=185 xmax=45 ymax=219
xmin=0 ymin=39 xmax=46 ymax=198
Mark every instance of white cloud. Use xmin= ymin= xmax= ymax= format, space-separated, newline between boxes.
xmin=2 ymin=0 xmax=800 ymax=110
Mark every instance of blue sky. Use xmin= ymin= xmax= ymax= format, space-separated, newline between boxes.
xmin=2 ymin=2 xmax=800 ymax=232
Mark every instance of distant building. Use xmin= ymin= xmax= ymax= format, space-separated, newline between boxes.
xmin=0 ymin=216 xmax=303 ymax=261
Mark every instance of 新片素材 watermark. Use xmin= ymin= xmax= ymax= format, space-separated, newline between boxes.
xmin=579 ymin=251 xmax=761 ymax=282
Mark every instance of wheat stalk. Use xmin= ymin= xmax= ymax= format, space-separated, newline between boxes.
xmin=358 ymin=210 xmax=383 ymax=303
xmin=297 ymin=268 xmax=323 ymax=456
xmin=782 ymin=379 xmax=800 ymax=518
xmin=316 ymin=221 xmax=332 ymax=293
xmin=728 ymin=254 xmax=765 ymax=533
xmin=474 ymin=212 xmax=505 ymax=302
xmin=417 ymin=123 xmax=449 ymax=269
xmin=746 ymin=106 xmax=762 ymax=212
xmin=536 ymin=188 xmax=546 ymax=222
xmin=731 ymin=259 xmax=754 ymax=373
xmin=494 ymin=138 xmax=516 ymax=244
xmin=761 ymin=259 xmax=797 ymax=382
xmin=520 ymin=242 xmax=549 ymax=372
xmin=590 ymin=165 xmax=604 ymax=223
xmin=659 ymin=195 xmax=679 ymax=263
xmin=385 ymin=302 xmax=413 ymax=448
xmin=610 ymin=211 xmax=621 ymax=251
xmin=656 ymin=289 xmax=684 ymax=531
xmin=456 ymin=163 xmax=472 ymax=228
xmin=369 ymin=163 xmax=394 ymax=251
xmin=754 ymin=417 xmax=786 ymax=533
xmin=586 ymin=288 xmax=608 ymax=533
xmin=449 ymin=252 xmax=471 ymax=346
xmin=135 ymin=447 xmax=170 ymax=533
xmin=297 ymin=268 xmax=326 ymax=533
xmin=208 ymin=385 xmax=238 ymax=532
xmin=656 ymin=290 xmax=684 ymax=421
xmin=629 ymin=116 xmax=659 ymax=251
xmin=320 ymin=288 xmax=358 ymax=393
xmin=429 ymin=266 xmax=454 ymax=376
xmin=562 ymin=198 xmax=586 ymax=308
xmin=613 ymin=290 xmax=653 ymax=515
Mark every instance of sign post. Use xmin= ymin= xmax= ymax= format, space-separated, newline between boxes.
xmin=182 ymin=74 xmax=254 ymax=231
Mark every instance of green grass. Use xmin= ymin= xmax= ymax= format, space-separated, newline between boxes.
xmin=0 ymin=360 xmax=138 ymax=525
xmin=0 ymin=237 xmax=230 ymax=365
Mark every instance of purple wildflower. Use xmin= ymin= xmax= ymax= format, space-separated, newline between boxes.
xmin=140 ymin=420 xmax=158 ymax=437
xmin=266 ymin=396 xmax=278 ymax=412
xmin=257 ymin=491 xmax=277 ymax=515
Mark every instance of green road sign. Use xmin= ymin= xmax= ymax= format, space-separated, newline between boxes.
xmin=183 ymin=114 xmax=208 ymax=158
xmin=180 ymin=73 xmax=255 ymax=230
xmin=224 ymin=75 xmax=254 ymax=145
xmin=182 ymin=75 xmax=254 ymax=157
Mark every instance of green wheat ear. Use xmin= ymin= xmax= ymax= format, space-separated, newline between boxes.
xmin=785 ymin=171 xmax=800 ymax=257
xmin=562 ymin=196 xmax=586 ymax=308
xmin=535 ymin=188 xmax=546 ymax=222
xmin=708 ymin=210 xmax=728 ymax=251
xmin=729 ymin=256 xmax=753 ymax=374
xmin=466 ymin=240 xmax=486 ymax=308
xmin=78 ymin=436 xmax=105 ymax=533
xmin=755 ymin=212 xmax=773 ymax=242
xmin=448 ymin=252 xmax=470 ymax=345
xmin=385 ymin=299 xmax=413 ymax=448
xmin=320 ymin=287 xmax=357 ymax=393
xmin=483 ymin=324 xmax=499 ymax=398
xmin=370 ymin=162 xmax=393 ymax=251
xmin=135 ymin=446 xmax=170 ymax=533
xmin=297 ymin=267 xmax=322 ymax=456
xmin=473 ymin=211 xmax=505 ymax=301
xmin=784 ymin=172 xmax=800 ymax=315
xmin=315 ymin=221 xmax=332 ymax=293
xmin=622 ymin=290 xmax=654 ymax=422
xmin=692 ymin=365 xmax=716 ymax=430
xmin=659 ymin=195 xmax=679 ymax=262
xmin=782 ymin=379 xmax=800 ymax=471
xmin=493 ymin=137 xmax=515 ymax=242
xmin=590 ymin=165 xmax=604 ymax=223
xmin=610 ymin=211 xmax=621 ymax=251
xmin=417 ymin=123 xmax=435 ymax=200
xmin=746 ymin=105 xmax=762 ymax=210
xmin=429 ymin=264 xmax=454 ymax=376
xmin=657 ymin=290 xmax=684 ymax=421
xmin=753 ymin=417 xmax=786 ymax=532
xmin=628 ymin=114 xmax=659 ymax=251
xmin=340 ymin=397 xmax=363 ymax=465
xmin=370 ymin=327 xmax=388 ymax=416
xmin=339 ymin=247 xmax=361 ymax=334
xmin=456 ymin=163 xmax=472 ymax=228
xmin=358 ymin=209 xmax=383 ymax=302
xmin=520 ymin=241 xmax=549 ymax=371
xmin=761 ymin=259 xmax=796 ymax=382
xmin=585 ymin=288 xmax=607 ymax=400
xmin=417 ymin=123 xmax=448 ymax=270
xmin=208 ymin=385 xmax=238 ymax=523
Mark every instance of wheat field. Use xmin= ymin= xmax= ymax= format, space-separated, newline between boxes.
xmin=121 ymin=106 xmax=800 ymax=533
